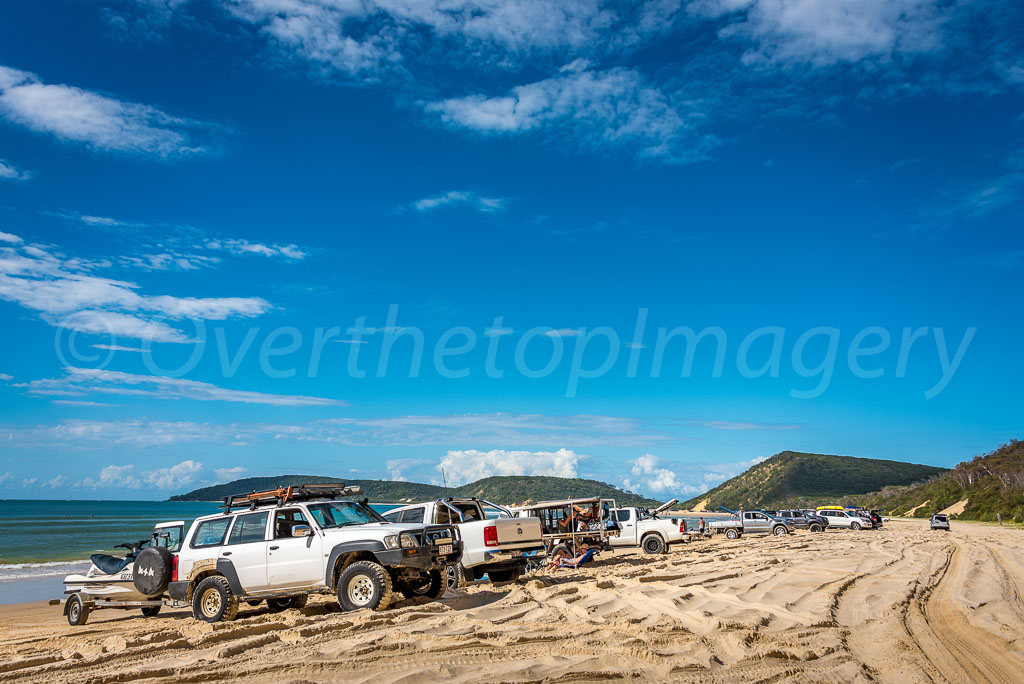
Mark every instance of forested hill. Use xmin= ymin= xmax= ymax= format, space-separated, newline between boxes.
xmin=855 ymin=440 xmax=1024 ymax=522
xmin=680 ymin=451 xmax=947 ymax=510
xmin=170 ymin=475 xmax=661 ymax=507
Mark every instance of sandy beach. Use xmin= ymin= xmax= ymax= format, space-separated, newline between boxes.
xmin=1 ymin=519 xmax=1021 ymax=683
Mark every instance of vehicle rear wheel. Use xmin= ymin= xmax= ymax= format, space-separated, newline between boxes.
xmin=67 ymin=594 xmax=89 ymax=626
xmin=851 ymin=522 xmax=861 ymax=531
xmin=725 ymin=529 xmax=739 ymax=540
xmin=141 ymin=605 xmax=161 ymax=618
xmin=337 ymin=561 xmax=393 ymax=612
xmin=192 ymin=576 xmax=239 ymax=623
xmin=808 ymin=523 xmax=822 ymax=533
xmin=641 ymin=534 xmax=666 ymax=554
xmin=402 ymin=570 xmax=446 ymax=599
xmin=773 ymin=525 xmax=788 ymax=536
xmin=445 ymin=564 xmax=466 ymax=592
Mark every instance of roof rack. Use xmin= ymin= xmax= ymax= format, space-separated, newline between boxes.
xmin=221 ymin=483 xmax=364 ymax=513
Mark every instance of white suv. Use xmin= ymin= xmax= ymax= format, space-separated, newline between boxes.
xmin=816 ymin=509 xmax=872 ymax=531
xmin=164 ymin=485 xmax=462 ymax=622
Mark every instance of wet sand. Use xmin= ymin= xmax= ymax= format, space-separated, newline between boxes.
xmin=1 ymin=519 xmax=1022 ymax=682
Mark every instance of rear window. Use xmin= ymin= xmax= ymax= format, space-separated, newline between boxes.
xmin=400 ymin=508 xmax=425 ymax=524
xmin=382 ymin=510 xmax=400 ymax=522
xmin=191 ymin=518 xmax=231 ymax=548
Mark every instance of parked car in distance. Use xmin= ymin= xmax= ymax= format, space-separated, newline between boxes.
xmin=864 ymin=510 xmax=884 ymax=528
xmin=709 ymin=511 xmax=792 ymax=539
xmin=800 ymin=509 xmax=830 ymax=528
xmin=815 ymin=507 xmax=873 ymax=530
xmin=609 ymin=499 xmax=688 ymax=554
xmin=930 ymin=514 xmax=951 ymax=531
xmin=769 ymin=509 xmax=825 ymax=532
xmin=383 ymin=497 xmax=544 ymax=589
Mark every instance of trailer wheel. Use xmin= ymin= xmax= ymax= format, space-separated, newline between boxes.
xmin=641 ymin=534 xmax=666 ymax=554
xmin=725 ymin=528 xmax=739 ymax=540
xmin=67 ymin=594 xmax=90 ymax=626
xmin=141 ymin=605 xmax=162 ymax=618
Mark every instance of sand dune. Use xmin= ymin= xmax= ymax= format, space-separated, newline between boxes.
xmin=1 ymin=520 xmax=1022 ymax=682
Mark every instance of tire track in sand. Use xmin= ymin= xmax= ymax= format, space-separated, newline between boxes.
xmin=915 ymin=540 xmax=1021 ymax=683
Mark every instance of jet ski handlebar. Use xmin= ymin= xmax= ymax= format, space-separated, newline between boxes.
xmin=114 ymin=539 xmax=150 ymax=557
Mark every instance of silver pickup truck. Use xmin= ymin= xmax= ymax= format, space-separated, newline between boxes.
xmin=708 ymin=510 xmax=792 ymax=539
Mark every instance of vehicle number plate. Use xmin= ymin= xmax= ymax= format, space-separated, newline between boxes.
xmin=438 ymin=544 xmax=453 ymax=555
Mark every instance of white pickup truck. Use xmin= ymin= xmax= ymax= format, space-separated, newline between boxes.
xmin=383 ymin=497 xmax=544 ymax=590
xmin=609 ymin=499 xmax=688 ymax=554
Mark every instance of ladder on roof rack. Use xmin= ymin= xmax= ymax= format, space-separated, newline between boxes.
xmin=221 ymin=483 xmax=364 ymax=513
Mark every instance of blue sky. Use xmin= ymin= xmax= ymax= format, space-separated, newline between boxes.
xmin=0 ymin=0 xmax=1022 ymax=500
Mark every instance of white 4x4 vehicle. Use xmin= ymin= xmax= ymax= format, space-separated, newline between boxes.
xmin=816 ymin=508 xmax=872 ymax=530
xmin=165 ymin=485 xmax=462 ymax=622
xmin=609 ymin=499 xmax=688 ymax=554
xmin=383 ymin=497 xmax=544 ymax=589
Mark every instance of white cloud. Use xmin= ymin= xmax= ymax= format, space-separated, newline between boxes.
xmin=438 ymin=448 xmax=582 ymax=485
xmin=145 ymin=459 xmax=204 ymax=489
xmin=0 ymin=158 xmax=31 ymax=181
xmin=696 ymin=420 xmax=804 ymax=431
xmin=21 ymin=477 xmax=37 ymax=487
xmin=692 ymin=0 xmax=948 ymax=66
xmin=93 ymin=343 xmax=146 ymax=352
xmin=622 ymin=453 xmax=684 ymax=495
xmin=411 ymin=191 xmax=506 ymax=213
xmin=0 ymin=238 xmax=270 ymax=341
xmin=0 ymin=472 xmax=11 ymax=485
xmin=205 ymin=239 xmax=306 ymax=260
xmin=52 ymin=400 xmax=112 ymax=407
xmin=21 ymin=367 xmax=347 ymax=407
xmin=0 ymin=373 xmax=12 ymax=381
xmin=45 ymin=474 xmax=69 ymax=488
xmin=423 ymin=66 xmax=716 ymax=163
xmin=213 ymin=466 xmax=247 ymax=481
xmin=79 ymin=463 xmax=141 ymax=489
xmin=544 ymin=328 xmax=580 ymax=337
xmin=78 ymin=460 xmax=205 ymax=490
xmin=0 ymin=231 xmax=22 ymax=244
xmin=0 ymin=64 xmax=217 ymax=157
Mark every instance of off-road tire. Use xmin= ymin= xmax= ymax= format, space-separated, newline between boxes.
xmin=192 ymin=576 xmax=239 ymax=623
xmin=141 ymin=605 xmax=162 ymax=617
xmin=132 ymin=546 xmax=174 ymax=597
xmin=267 ymin=595 xmax=307 ymax=612
xmin=851 ymin=522 xmax=862 ymax=531
xmin=642 ymin=534 xmax=667 ymax=554
xmin=67 ymin=594 xmax=89 ymax=626
xmin=725 ymin=529 xmax=739 ymax=540
xmin=337 ymin=561 xmax=393 ymax=612
xmin=808 ymin=523 xmax=823 ymax=533
xmin=773 ymin=525 xmax=788 ymax=536
xmin=486 ymin=568 xmax=521 ymax=584
xmin=445 ymin=564 xmax=467 ymax=592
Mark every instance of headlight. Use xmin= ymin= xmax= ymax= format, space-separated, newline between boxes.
xmin=399 ymin=533 xmax=418 ymax=548
xmin=383 ymin=535 xmax=400 ymax=550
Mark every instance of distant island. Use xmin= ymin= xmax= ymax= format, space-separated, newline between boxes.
xmin=171 ymin=474 xmax=663 ymax=507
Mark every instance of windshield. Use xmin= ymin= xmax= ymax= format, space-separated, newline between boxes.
xmin=307 ymin=501 xmax=386 ymax=528
xmin=935 ymin=515 xmax=948 ymax=521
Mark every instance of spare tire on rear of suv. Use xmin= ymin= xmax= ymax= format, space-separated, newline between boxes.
xmin=133 ymin=546 xmax=173 ymax=596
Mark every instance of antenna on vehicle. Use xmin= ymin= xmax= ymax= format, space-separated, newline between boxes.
xmin=441 ymin=468 xmax=450 ymax=496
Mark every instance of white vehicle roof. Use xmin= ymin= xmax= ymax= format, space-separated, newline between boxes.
xmin=512 ymin=496 xmax=603 ymax=511
xmin=155 ymin=520 xmax=185 ymax=529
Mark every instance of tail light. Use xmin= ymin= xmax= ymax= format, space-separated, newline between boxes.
xmin=171 ymin=554 xmax=178 ymax=582
xmin=679 ymin=519 xmax=687 ymax=533
xmin=483 ymin=525 xmax=498 ymax=547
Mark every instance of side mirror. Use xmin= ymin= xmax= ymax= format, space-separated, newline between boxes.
xmin=291 ymin=524 xmax=312 ymax=537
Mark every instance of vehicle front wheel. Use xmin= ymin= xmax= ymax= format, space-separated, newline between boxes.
xmin=773 ymin=526 xmax=788 ymax=536
xmin=192 ymin=576 xmax=239 ymax=623
xmin=402 ymin=570 xmax=446 ymax=599
xmin=641 ymin=534 xmax=666 ymax=554
xmin=725 ymin=529 xmax=739 ymax=540
xmin=337 ymin=561 xmax=393 ymax=612
xmin=808 ymin=523 xmax=822 ymax=533
xmin=67 ymin=594 xmax=89 ymax=626
xmin=141 ymin=605 xmax=161 ymax=618
xmin=851 ymin=522 xmax=861 ymax=531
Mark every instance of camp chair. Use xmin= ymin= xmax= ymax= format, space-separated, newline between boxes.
xmin=557 ymin=547 xmax=597 ymax=569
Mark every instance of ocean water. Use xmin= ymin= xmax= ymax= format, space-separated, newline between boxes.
xmin=0 ymin=499 xmax=402 ymax=583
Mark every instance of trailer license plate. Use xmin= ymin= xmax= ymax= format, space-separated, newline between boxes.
xmin=438 ymin=544 xmax=453 ymax=555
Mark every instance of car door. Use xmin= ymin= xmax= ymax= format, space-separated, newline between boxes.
xmin=745 ymin=512 xmax=769 ymax=533
xmin=220 ymin=511 xmax=271 ymax=593
xmin=610 ymin=509 xmax=634 ymax=546
xmin=267 ymin=508 xmax=324 ymax=589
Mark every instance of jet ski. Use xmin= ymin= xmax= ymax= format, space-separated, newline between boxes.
xmin=63 ymin=539 xmax=157 ymax=601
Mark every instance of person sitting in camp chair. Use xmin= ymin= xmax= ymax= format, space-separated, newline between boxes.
xmin=551 ymin=544 xmax=598 ymax=570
